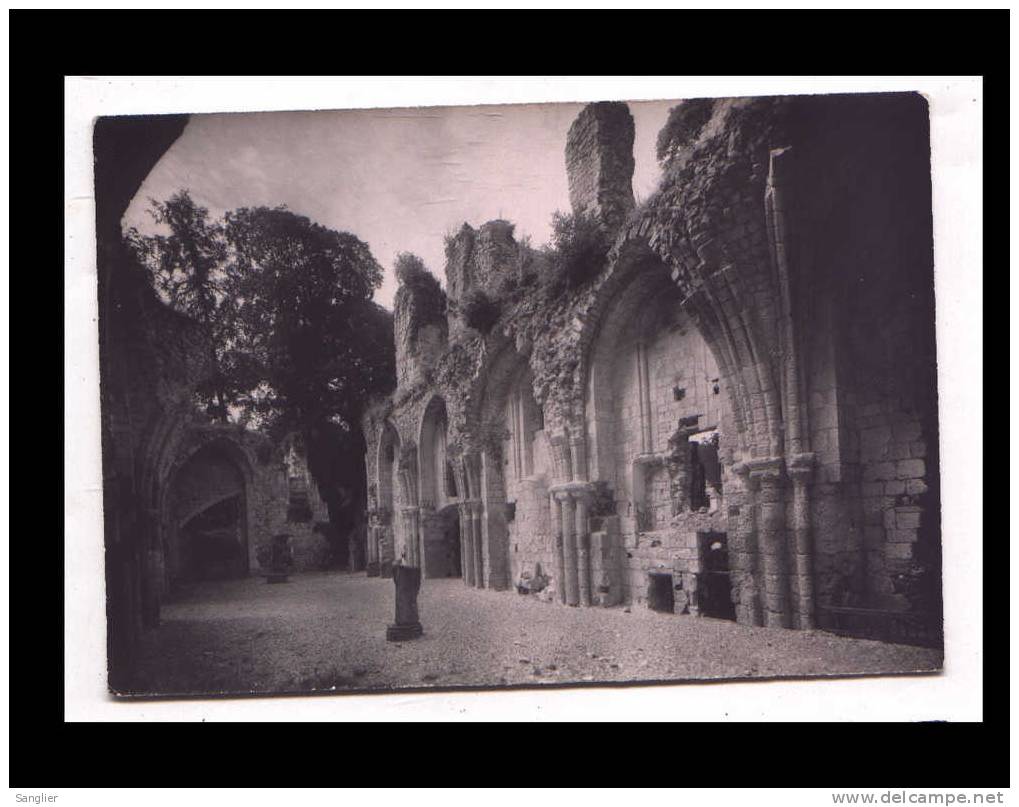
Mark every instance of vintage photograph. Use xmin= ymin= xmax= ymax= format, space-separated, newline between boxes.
xmin=95 ymin=90 xmax=944 ymax=698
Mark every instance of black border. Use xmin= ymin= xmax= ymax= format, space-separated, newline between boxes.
xmin=20 ymin=8 xmax=1002 ymax=789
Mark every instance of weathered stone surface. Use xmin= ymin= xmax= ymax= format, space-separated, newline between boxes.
xmin=565 ymin=101 xmax=635 ymax=230
xmin=362 ymin=95 xmax=941 ymax=644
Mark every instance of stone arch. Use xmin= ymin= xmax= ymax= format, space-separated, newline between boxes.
xmin=129 ymin=402 xmax=195 ymax=620
xmin=577 ymin=241 xmax=739 ymax=610
xmin=373 ymin=419 xmax=401 ymax=574
xmin=468 ymin=341 xmax=549 ymax=590
xmin=417 ymin=394 xmax=456 ymax=511
xmin=576 ymin=104 xmax=819 ymax=628
xmin=578 ymin=237 xmax=757 ymax=465
xmin=162 ymin=432 xmax=258 ymax=586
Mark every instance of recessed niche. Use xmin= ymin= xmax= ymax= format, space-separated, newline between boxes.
xmin=648 ymin=572 xmax=675 ymax=614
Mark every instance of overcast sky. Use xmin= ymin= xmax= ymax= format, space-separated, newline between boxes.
xmin=124 ymin=99 xmax=677 ymax=310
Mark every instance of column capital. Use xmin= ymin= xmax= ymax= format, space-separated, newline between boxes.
xmin=550 ymin=481 xmax=592 ymax=501
xmin=787 ymin=452 xmax=816 ymax=481
xmin=746 ymin=456 xmax=785 ymax=484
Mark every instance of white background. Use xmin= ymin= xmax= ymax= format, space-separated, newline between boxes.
xmin=63 ymin=76 xmax=984 ymax=723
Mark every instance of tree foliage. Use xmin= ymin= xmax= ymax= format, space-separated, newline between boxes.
xmin=125 ymin=191 xmax=247 ymax=420
xmin=394 ymin=252 xmax=447 ymax=337
xmin=126 ymin=191 xmax=396 ymax=566
xmin=655 ymin=98 xmax=716 ymax=166
xmin=222 ymin=205 xmax=392 ymax=435
xmin=540 ymin=210 xmax=613 ymax=296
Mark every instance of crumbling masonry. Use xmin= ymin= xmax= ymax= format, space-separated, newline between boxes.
xmin=362 ymin=96 xmax=941 ymax=641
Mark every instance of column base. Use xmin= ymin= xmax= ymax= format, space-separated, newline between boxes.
xmin=365 ymin=562 xmax=380 ymax=577
xmin=379 ymin=561 xmax=394 ymax=579
xmin=386 ymin=622 xmax=423 ymax=641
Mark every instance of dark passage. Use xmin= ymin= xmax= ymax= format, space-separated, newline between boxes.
xmin=699 ymin=531 xmax=735 ymax=620
xmin=648 ymin=572 xmax=675 ymax=613
xmin=446 ymin=516 xmax=462 ymax=578
xmin=181 ymin=495 xmax=247 ymax=581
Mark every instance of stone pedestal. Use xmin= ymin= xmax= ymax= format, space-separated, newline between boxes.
xmin=386 ymin=565 xmax=423 ymax=641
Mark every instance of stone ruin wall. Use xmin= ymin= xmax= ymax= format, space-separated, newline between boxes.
xmin=157 ymin=426 xmax=333 ymax=590
xmin=363 ymin=94 xmax=941 ymax=638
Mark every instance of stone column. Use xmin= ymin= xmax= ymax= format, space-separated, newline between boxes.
xmin=461 ymin=503 xmax=475 ymax=587
xmin=379 ymin=520 xmax=394 ymax=579
xmin=470 ymin=500 xmax=485 ymax=588
xmin=569 ymin=433 xmax=588 ymax=483
xmin=788 ymin=452 xmax=816 ymax=629
xmin=636 ymin=340 xmax=653 ymax=454
xmin=366 ymin=520 xmax=380 ymax=576
xmin=552 ymin=495 xmax=566 ymax=604
xmin=749 ymin=457 xmax=791 ymax=628
xmin=575 ymin=491 xmax=591 ymax=607
xmin=729 ymin=463 xmax=760 ymax=626
xmin=559 ymin=491 xmax=579 ymax=606
xmin=410 ymin=506 xmax=422 ymax=569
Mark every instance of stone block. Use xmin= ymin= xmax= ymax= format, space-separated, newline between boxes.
xmin=885 ymin=543 xmax=914 ymax=561
xmin=863 ymin=462 xmax=896 ymax=481
xmin=892 ymin=420 xmax=922 ymax=443
xmin=896 ymin=509 xmax=922 ymax=530
xmin=887 ymin=528 xmax=917 ymax=544
xmin=896 ymin=459 xmax=926 ymax=480
xmin=889 ymin=442 xmax=912 ymax=460
xmin=906 ymin=478 xmax=928 ymax=496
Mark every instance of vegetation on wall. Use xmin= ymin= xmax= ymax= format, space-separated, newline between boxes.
xmin=540 ymin=210 xmax=613 ymax=296
xmin=655 ymin=98 xmax=716 ymax=166
xmin=394 ymin=252 xmax=447 ymax=339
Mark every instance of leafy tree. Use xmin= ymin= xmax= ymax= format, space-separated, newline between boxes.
xmin=222 ymin=205 xmax=392 ymax=430
xmin=223 ymin=206 xmax=395 ymax=566
xmin=128 ymin=195 xmax=396 ymax=566
xmin=125 ymin=190 xmax=244 ymax=420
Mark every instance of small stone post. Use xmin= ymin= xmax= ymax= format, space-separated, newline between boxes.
xmin=386 ymin=564 xmax=424 ymax=641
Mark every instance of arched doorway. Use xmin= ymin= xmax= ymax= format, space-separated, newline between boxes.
xmin=418 ymin=396 xmax=464 ymax=579
xmin=374 ymin=420 xmax=401 ymax=576
xmin=425 ymin=503 xmax=462 ymax=578
xmin=418 ymin=396 xmax=456 ymax=511
xmin=584 ymin=254 xmax=735 ymax=613
xmin=472 ymin=346 xmax=549 ymax=591
xmin=166 ymin=441 xmax=252 ymax=584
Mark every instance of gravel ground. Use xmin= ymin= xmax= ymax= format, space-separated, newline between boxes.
xmin=133 ymin=571 xmax=942 ymax=697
